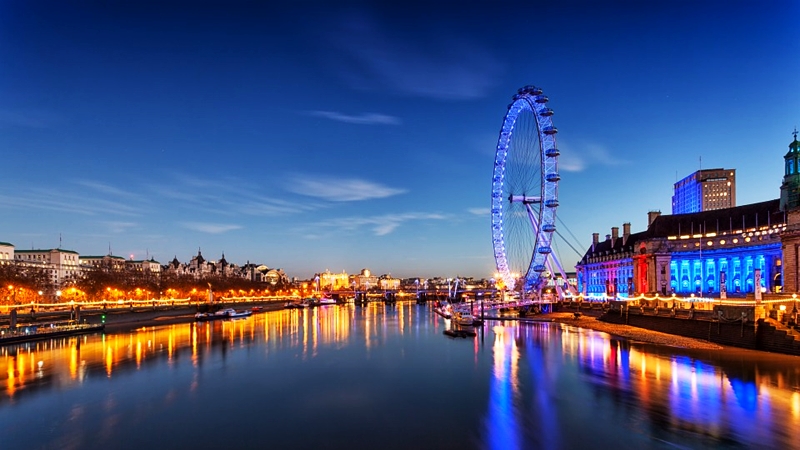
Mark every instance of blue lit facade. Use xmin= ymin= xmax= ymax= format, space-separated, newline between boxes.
xmin=576 ymin=200 xmax=785 ymax=298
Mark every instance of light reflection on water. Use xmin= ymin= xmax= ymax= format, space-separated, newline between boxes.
xmin=2 ymin=303 xmax=799 ymax=449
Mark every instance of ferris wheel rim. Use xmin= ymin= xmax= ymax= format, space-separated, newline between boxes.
xmin=491 ymin=85 xmax=560 ymax=293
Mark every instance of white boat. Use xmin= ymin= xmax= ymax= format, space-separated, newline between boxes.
xmin=195 ymin=308 xmax=252 ymax=321
xmin=452 ymin=309 xmax=474 ymax=327
xmin=318 ymin=296 xmax=336 ymax=305
xmin=227 ymin=309 xmax=253 ymax=318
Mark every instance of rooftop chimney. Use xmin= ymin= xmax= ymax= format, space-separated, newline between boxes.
xmin=611 ymin=227 xmax=619 ymax=246
xmin=622 ymin=222 xmax=631 ymax=244
xmin=647 ymin=210 xmax=662 ymax=228
xmin=592 ymin=233 xmax=599 ymax=252
xmin=605 ymin=234 xmax=611 ymax=241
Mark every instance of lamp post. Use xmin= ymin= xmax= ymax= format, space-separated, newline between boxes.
xmin=793 ymin=293 xmax=798 ymax=325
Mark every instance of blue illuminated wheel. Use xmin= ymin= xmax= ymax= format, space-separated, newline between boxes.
xmin=491 ymin=85 xmax=560 ymax=295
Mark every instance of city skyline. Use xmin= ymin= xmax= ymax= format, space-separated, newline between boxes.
xmin=1 ymin=1 xmax=798 ymax=279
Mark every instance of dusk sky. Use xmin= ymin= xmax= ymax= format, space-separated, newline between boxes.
xmin=1 ymin=1 xmax=798 ymax=280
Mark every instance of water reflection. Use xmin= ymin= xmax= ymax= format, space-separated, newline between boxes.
xmin=483 ymin=320 xmax=800 ymax=448
xmin=2 ymin=303 xmax=800 ymax=449
xmin=1 ymin=303 xmax=418 ymax=404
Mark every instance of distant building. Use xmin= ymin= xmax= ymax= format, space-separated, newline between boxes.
xmin=352 ymin=269 xmax=378 ymax=290
xmin=0 ymin=241 xmax=13 ymax=264
xmin=377 ymin=274 xmax=401 ymax=290
xmin=672 ymin=168 xmax=736 ymax=214
xmin=126 ymin=258 xmax=162 ymax=274
xmin=80 ymin=254 xmax=127 ymax=272
xmin=318 ymin=270 xmax=350 ymax=290
xmin=15 ymin=248 xmax=81 ymax=286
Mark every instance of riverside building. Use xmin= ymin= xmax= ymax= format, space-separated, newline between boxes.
xmin=578 ymin=133 xmax=800 ymax=298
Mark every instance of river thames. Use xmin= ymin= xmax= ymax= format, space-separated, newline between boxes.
xmin=2 ymin=302 xmax=800 ymax=449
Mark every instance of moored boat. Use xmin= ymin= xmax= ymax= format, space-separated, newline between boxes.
xmin=452 ymin=309 xmax=474 ymax=327
xmin=318 ymin=296 xmax=336 ymax=305
xmin=195 ymin=308 xmax=252 ymax=321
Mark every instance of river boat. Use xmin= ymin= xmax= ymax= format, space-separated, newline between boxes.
xmin=318 ymin=296 xmax=336 ymax=305
xmin=228 ymin=309 xmax=253 ymax=318
xmin=433 ymin=301 xmax=452 ymax=319
xmin=195 ymin=308 xmax=252 ymax=321
xmin=452 ymin=309 xmax=474 ymax=327
xmin=284 ymin=301 xmax=306 ymax=309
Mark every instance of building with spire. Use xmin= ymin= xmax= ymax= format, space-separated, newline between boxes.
xmin=777 ymin=130 xmax=800 ymax=292
xmin=779 ymin=129 xmax=800 ymax=211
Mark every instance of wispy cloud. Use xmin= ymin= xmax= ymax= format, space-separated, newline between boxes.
xmin=152 ymin=173 xmax=315 ymax=216
xmin=315 ymin=212 xmax=446 ymax=236
xmin=102 ymin=221 xmax=138 ymax=233
xmin=326 ymin=11 xmax=502 ymax=100
xmin=308 ymin=111 xmax=401 ymax=125
xmin=467 ymin=208 xmax=489 ymax=216
xmin=284 ymin=175 xmax=406 ymax=202
xmin=558 ymin=140 xmax=630 ymax=172
xmin=181 ymin=223 xmax=243 ymax=234
xmin=0 ymin=187 xmax=143 ymax=217
xmin=75 ymin=180 xmax=147 ymax=202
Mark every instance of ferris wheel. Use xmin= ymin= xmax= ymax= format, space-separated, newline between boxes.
xmin=491 ymin=85 xmax=561 ymax=296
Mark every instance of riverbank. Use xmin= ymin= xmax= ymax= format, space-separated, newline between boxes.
xmin=543 ymin=312 xmax=724 ymax=350
xmin=101 ymin=301 xmax=288 ymax=332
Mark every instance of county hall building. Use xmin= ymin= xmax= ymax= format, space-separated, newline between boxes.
xmin=576 ymin=133 xmax=800 ymax=298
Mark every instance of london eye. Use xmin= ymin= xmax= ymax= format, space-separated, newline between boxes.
xmin=491 ymin=85 xmax=561 ymax=297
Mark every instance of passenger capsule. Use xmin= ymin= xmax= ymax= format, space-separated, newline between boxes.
xmin=539 ymin=108 xmax=554 ymax=117
xmin=543 ymin=126 xmax=558 ymax=135
xmin=544 ymin=199 xmax=559 ymax=208
xmin=534 ymin=95 xmax=549 ymax=103
xmin=542 ymin=224 xmax=556 ymax=232
xmin=545 ymin=148 xmax=560 ymax=157
xmin=533 ymin=265 xmax=547 ymax=272
xmin=538 ymin=247 xmax=552 ymax=254
xmin=546 ymin=173 xmax=561 ymax=182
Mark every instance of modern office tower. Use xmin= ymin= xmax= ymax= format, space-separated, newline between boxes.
xmin=672 ymin=168 xmax=736 ymax=214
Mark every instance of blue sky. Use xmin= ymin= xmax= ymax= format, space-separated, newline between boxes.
xmin=1 ymin=1 xmax=798 ymax=280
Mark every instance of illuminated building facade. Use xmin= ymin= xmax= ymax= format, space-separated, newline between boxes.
xmin=378 ymin=274 xmax=401 ymax=290
xmin=577 ymin=200 xmax=785 ymax=298
xmin=14 ymin=248 xmax=82 ymax=286
xmin=351 ymin=268 xmax=378 ymax=290
xmin=318 ymin=270 xmax=350 ymax=290
xmin=577 ymin=135 xmax=800 ymax=298
xmin=672 ymin=168 xmax=736 ymax=214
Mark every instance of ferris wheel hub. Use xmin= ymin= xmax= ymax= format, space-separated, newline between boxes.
xmin=508 ymin=195 xmax=542 ymax=204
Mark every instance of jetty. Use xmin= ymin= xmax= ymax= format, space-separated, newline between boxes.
xmin=0 ymin=322 xmax=104 ymax=346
